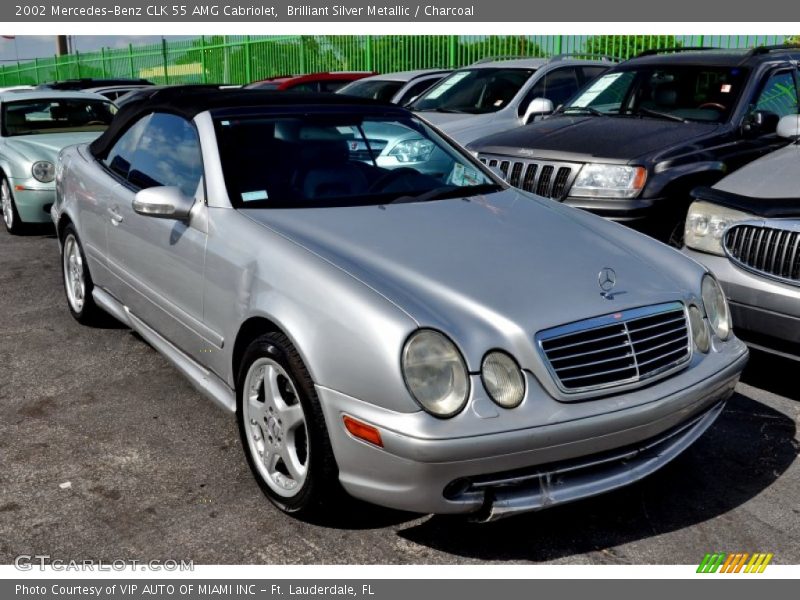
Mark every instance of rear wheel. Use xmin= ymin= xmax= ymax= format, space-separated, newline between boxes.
xmin=61 ymin=225 xmax=105 ymax=325
xmin=1 ymin=177 xmax=24 ymax=235
xmin=237 ymin=331 xmax=341 ymax=517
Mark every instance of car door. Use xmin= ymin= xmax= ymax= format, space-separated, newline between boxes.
xmin=83 ymin=115 xmax=150 ymax=289
xmin=731 ymin=67 xmax=800 ymax=167
xmin=104 ymin=112 xmax=213 ymax=361
xmin=517 ymin=66 xmax=583 ymax=123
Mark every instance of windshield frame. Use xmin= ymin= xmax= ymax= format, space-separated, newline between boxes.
xmin=562 ymin=64 xmax=751 ymax=123
xmin=1 ymin=97 xmax=117 ymax=137
xmin=409 ymin=67 xmax=536 ymax=114
xmin=212 ymin=108 xmax=507 ymax=210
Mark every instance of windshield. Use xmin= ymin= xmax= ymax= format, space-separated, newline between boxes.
xmin=339 ymin=80 xmax=404 ymax=102
xmin=563 ymin=65 xmax=750 ymax=123
xmin=2 ymin=98 xmax=116 ymax=136
xmin=215 ymin=113 xmax=501 ymax=209
xmin=410 ymin=68 xmax=534 ymax=114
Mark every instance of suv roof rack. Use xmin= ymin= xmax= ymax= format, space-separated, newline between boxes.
xmin=748 ymin=43 xmax=800 ymax=56
xmin=471 ymin=55 xmax=545 ymax=65
xmin=549 ymin=53 xmax=618 ymax=62
xmin=634 ymin=47 xmax=715 ymax=58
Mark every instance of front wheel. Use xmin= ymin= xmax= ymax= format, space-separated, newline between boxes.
xmin=1 ymin=177 xmax=24 ymax=235
xmin=236 ymin=332 xmax=341 ymax=516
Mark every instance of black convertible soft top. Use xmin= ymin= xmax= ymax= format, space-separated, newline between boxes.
xmin=89 ymin=85 xmax=400 ymax=159
xmin=692 ymin=186 xmax=800 ymax=218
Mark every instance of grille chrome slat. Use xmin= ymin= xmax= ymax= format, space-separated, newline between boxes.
xmin=477 ymin=153 xmax=581 ymax=200
xmin=541 ymin=329 xmax=629 ymax=354
xmin=537 ymin=303 xmax=691 ymax=395
xmin=724 ymin=223 xmax=800 ymax=287
xmin=549 ymin=340 xmax=632 ymax=362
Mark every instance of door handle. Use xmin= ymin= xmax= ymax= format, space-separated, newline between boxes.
xmin=107 ymin=206 xmax=123 ymax=226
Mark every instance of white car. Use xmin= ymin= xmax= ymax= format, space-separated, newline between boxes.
xmin=410 ymin=55 xmax=612 ymax=144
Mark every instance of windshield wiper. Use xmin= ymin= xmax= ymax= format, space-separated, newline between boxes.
xmin=558 ymin=106 xmax=607 ymax=117
xmin=633 ymin=107 xmax=688 ymax=123
xmin=389 ymin=183 xmax=502 ymax=204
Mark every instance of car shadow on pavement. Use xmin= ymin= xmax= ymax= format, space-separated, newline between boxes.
xmin=741 ymin=349 xmax=800 ymax=402
xmin=394 ymin=391 xmax=798 ymax=562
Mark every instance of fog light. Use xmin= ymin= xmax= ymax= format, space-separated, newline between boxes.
xmin=481 ymin=351 xmax=525 ymax=408
xmin=688 ymin=305 xmax=710 ymax=353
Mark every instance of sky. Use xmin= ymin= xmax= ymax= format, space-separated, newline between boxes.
xmin=0 ymin=36 xmax=196 ymax=63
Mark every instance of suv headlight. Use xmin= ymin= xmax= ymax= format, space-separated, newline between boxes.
xmin=402 ymin=330 xmax=469 ymax=418
xmin=701 ymin=274 xmax=732 ymax=340
xmin=685 ymin=200 xmax=753 ymax=256
xmin=389 ymin=139 xmax=434 ymax=163
xmin=32 ymin=161 xmax=55 ymax=183
xmin=570 ymin=164 xmax=646 ymax=198
xmin=481 ymin=351 xmax=525 ymax=408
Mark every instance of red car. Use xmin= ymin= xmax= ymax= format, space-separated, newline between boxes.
xmin=244 ymin=71 xmax=376 ymax=93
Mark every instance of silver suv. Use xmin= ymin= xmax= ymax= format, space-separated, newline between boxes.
xmin=409 ymin=55 xmax=612 ymax=144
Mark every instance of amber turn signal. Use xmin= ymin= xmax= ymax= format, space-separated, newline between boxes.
xmin=343 ymin=415 xmax=383 ymax=447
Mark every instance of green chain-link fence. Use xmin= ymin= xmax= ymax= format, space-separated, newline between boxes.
xmin=0 ymin=34 xmax=790 ymax=87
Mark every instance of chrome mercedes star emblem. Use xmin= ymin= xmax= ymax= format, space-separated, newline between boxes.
xmin=598 ymin=267 xmax=617 ymax=293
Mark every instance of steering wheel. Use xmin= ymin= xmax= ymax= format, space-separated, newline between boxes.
xmin=367 ymin=168 xmax=420 ymax=193
xmin=697 ymin=102 xmax=726 ymax=111
xmin=86 ymin=120 xmax=106 ymax=125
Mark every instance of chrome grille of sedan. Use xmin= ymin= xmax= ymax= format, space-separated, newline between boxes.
xmin=723 ymin=223 xmax=800 ymax=286
xmin=536 ymin=302 xmax=691 ymax=394
xmin=479 ymin=154 xmax=581 ymax=200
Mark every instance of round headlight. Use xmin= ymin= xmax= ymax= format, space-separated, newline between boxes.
xmin=402 ymin=330 xmax=469 ymax=418
xmin=32 ymin=161 xmax=55 ymax=183
xmin=701 ymin=274 xmax=731 ymax=340
xmin=688 ymin=305 xmax=710 ymax=353
xmin=481 ymin=351 xmax=525 ymax=408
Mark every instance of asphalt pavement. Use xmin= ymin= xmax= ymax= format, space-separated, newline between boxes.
xmin=1 ymin=226 xmax=798 ymax=565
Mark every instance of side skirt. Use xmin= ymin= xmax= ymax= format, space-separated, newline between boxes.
xmin=93 ymin=287 xmax=237 ymax=413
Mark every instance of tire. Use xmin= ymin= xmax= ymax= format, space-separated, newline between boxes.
xmin=1 ymin=177 xmax=25 ymax=235
xmin=61 ymin=224 xmax=105 ymax=325
xmin=236 ymin=331 xmax=341 ymax=517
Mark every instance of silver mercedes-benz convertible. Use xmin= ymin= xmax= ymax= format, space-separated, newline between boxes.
xmin=52 ymin=87 xmax=748 ymax=522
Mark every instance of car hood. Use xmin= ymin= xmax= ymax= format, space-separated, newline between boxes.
xmin=6 ymin=132 xmax=102 ymax=163
xmin=470 ymin=115 xmax=721 ymax=163
xmin=416 ymin=111 xmax=500 ymax=144
xmin=242 ymin=189 xmax=701 ymax=370
xmin=714 ymin=142 xmax=800 ymax=198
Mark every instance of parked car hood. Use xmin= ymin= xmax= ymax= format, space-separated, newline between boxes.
xmin=242 ymin=189 xmax=699 ymax=369
xmin=713 ymin=142 xmax=800 ymax=199
xmin=469 ymin=115 xmax=722 ymax=163
xmin=5 ymin=132 xmax=102 ymax=164
xmin=416 ymin=111 xmax=502 ymax=144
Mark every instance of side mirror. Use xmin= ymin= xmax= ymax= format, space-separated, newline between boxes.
xmin=132 ymin=186 xmax=195 ymax=220
xmin=522 ymin=97 xmax=554 ymax=125
xmin=776 ymin=114 xmax=800 ymax=139
xmin=742 ymin=110 xmax=780 ymax=136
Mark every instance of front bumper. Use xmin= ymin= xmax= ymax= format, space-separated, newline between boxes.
xmin=684 ymin=249 xmax=800 ymax=359
xmin=9 ymin=179 xmax=55 ymax=224
xmin=563 ymin=195 xmax=668 ymax=225
xmin=318 ymin=347 xmax=747 ymax=518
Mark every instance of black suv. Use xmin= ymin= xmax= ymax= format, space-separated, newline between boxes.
xmin=467 ymin=45 xmax=800 ymax=244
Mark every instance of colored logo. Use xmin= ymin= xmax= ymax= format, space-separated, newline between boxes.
xmin=697 ymin=552 xmax=773 ymax=573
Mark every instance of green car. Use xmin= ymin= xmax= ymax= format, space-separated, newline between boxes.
xmin=0 ymin=91 xmax=116 ymax=234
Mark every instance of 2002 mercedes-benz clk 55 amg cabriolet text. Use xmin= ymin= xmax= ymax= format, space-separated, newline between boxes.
xmin=53 ymin=87 xmax=748 ymax=521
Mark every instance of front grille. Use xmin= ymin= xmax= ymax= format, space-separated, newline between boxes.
xmin=479 ymin=154 xmax=580 ymax=200
xmin=537 ymin=302 xmax=691 ymax=394
xmin=724 ymin=223 xmax=800 ymax=286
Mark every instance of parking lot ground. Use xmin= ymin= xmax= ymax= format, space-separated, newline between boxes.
xmin=1 ymin=227 xmax=798 ymax=565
